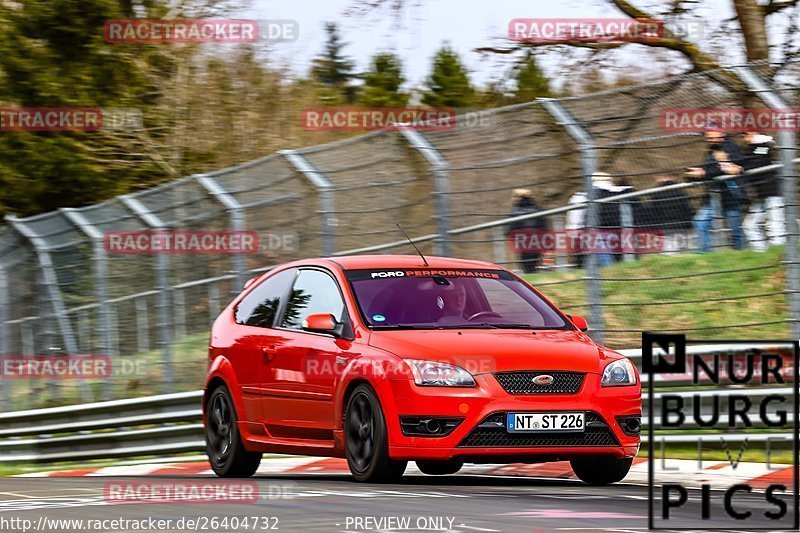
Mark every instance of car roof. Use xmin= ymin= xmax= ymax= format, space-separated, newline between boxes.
xmin=320 ymin=254 xmax=501 ymax=271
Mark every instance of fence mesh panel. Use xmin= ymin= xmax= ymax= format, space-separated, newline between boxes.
xmin=0 ymin=62 xmax=796 ymax=408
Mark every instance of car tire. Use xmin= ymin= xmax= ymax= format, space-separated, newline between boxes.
xmin=206 ymin=384 xmax=262 ymax=478
xmin=345 ymin=384 xmax=407 ymax=483
xmin=570 ymin=456 xmax=632 ymax=485
xmin=416 ymin=459 xmax=464 ymax=476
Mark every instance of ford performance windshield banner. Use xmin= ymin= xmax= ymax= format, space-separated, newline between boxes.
xmin=345 ymin=269 xmax=514 ymax=281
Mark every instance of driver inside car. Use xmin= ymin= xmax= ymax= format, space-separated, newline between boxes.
xmin=434 ymin=281 xmax=469 ymax=326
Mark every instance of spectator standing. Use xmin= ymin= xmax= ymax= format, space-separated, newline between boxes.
xmin=507 ymin=189 xmax=549 ymax=273
xmin=741 ymin=132 xmax=785 ymax=251
xmin=685 ymin=129 xmax=747 ymax=252
xmin=640 ymin=176 xmax=695 ymax=253
xmin=567 ymin=173 xmax=631 ymax=267
xmin=594 ymin=173 xmax=633 ymax=266
xmin=566 ymin=189 xmax=588 ymax=268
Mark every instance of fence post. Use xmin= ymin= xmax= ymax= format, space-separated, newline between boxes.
xmin=734 ymin=66 xmax=800 ymax=339
xmin=194 ymin=174 xmax=248 ymax=291
xmin=398 ymin=127 xmax=452 ymax=257
xmin=542 ymin=100 xmax=604 ymax=342
xmin=60 ymin=208 xmax=115 ymax=400
xmin=0 ymin=260 xmax=9 ymax=409
xmin=135 ymin=296 xmax=149 ymax=353
xmin=710 ymin=191 xmax=724 ymax=249
xmin=174 ymin=288 xmax=186 ymax=340
xmin=620 ymin=203 xmax=634 ymax=263
xmin=119 ymin=195 xmax=175 ymax=392
xmin=280 ymin=150 xmax=337 ymax=256
xmin=208 ymin=283 xmax=221 ymax=326
xmin=5 ymin=215 xmax=90 ymax=402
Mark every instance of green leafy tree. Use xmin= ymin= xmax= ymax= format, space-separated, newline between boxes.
xmin=0 ymin=0 xmax=177 ymax=216
xmin=422 ymin=45 xmax=475 ymax=109
xmin=360 ymin=52 xmax=408 ymax=107
xmin=311 ymin=22 xmax=356 ymax=103
xmin=512 ymin=53 xmax=551 ymax=103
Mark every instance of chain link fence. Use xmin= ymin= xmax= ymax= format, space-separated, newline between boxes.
xmin=1 ymin=61 xmax=798 ymax=409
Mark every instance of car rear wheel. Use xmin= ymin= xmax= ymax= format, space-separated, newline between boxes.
xmin=345 ymin=384 xmax=407 ymax=483
xmin=570 ymin=456 xmax=632 ymax=485
xmin=206 ymin=385 xmax=261 ymax=478
xmin=416 ymin=459 xmax=463 ymax=476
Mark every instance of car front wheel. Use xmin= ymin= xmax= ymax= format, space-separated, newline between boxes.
xmin=345 ymin=384 xmax=407 ymax=483
xmin=570 ymin=456 xmax=632 ymax=485
xmin=206 ymin=384 xmax=261 ymax=478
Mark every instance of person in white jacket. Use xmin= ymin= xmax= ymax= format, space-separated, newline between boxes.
xmin=566 ymin=172 xmax=632 ymax=267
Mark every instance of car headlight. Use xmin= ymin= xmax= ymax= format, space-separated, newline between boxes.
xmin=602 ymin=358 xmax=637 ymax=386
xmin=406 ymin=360 xmax=476 ymax=387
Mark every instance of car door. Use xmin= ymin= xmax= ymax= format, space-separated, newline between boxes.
xmin=230 ymin=267 xmax=297 ymax=424
xmin=260 ymin=268 xmax=349 ymax=440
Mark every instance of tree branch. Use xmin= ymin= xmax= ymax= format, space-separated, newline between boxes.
xmin=606 ymin=0 xmax=721 ymax=71
xmin=766 ymin=0 xmax=800 ymax=15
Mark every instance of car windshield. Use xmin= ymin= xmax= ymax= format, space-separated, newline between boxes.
xmin=345 ymin=268 xmax=569 ymax=330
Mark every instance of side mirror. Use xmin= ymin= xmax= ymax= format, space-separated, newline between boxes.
xmin=302 ymin=313 xmax=344 ymax=337
xmin=567 ymin=314 xmax=589 ymax=332
xmin=243 ymin=276 xmax=259 ymax=290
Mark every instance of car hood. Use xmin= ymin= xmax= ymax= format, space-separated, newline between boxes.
xmin=368 ymin=329 xmax=612 ymax=374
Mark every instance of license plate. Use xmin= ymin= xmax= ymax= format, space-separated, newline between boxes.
xmin=506 ymin=412 xmax=585 ymax=432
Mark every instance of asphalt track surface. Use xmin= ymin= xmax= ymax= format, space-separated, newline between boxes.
xmin=0 ymin=472 xmax=795 ymax=533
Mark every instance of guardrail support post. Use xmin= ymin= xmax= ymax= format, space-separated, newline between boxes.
xmin=398 ymin=127 xmax=452 ymax=257
xmin=119 ymin=196 xmax=175 ymax=392
xmin=542 ymin=100 xmax=605 ymax=342
xmin=280 ymin=151 xmax=337 ymax=256
xmin=734 ymin=66 xmax=800 ymax=339
xmin=194 ymin=174 xmax=248 ymax=291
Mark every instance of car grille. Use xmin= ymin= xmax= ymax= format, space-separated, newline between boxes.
xmin=494 ymin=371 xmax=585 ymax=394
xmin=457 ymin=412 xmax=619 ymax=448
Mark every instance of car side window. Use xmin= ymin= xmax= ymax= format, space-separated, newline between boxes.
xmin=235 ymin=268 xmax=297 ymax=328
xmin=281 ymin=269 xmax=345 ymax=330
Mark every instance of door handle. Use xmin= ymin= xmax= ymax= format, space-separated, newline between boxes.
xmin=261 ymin=345 xmax=276 ymax=361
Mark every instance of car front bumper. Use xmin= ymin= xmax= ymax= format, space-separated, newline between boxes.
xmin=377 ymin=372 xmax=641 ymax=462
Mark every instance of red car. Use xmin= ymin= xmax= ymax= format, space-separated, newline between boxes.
xmin=203 ymin=255 xmax=641 ymax=484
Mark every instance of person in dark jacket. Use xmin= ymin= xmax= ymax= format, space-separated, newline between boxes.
xmin=507 ymin=189 xmax=548 ymax=273
xmin=640 ymin=176 xmax=695 ymax=253
xmin=593 ymin=173 xmax=633 ymax=266
xmin=685 ymin=129 xmax=747 ymax=252
xmin=741 ymin=132 xmax=785 ymax=251
xmin=641 ymin=176 xmax=694 ymax=231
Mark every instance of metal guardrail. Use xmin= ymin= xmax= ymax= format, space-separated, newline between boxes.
xmin=0 ymin=346 xmax=792 ymax=462
xmin=0 ymin=391 xmax=203 ymax=462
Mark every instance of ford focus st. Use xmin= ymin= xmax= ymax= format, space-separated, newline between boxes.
xmin=203 ymin=255 xmax=641 ymax=484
